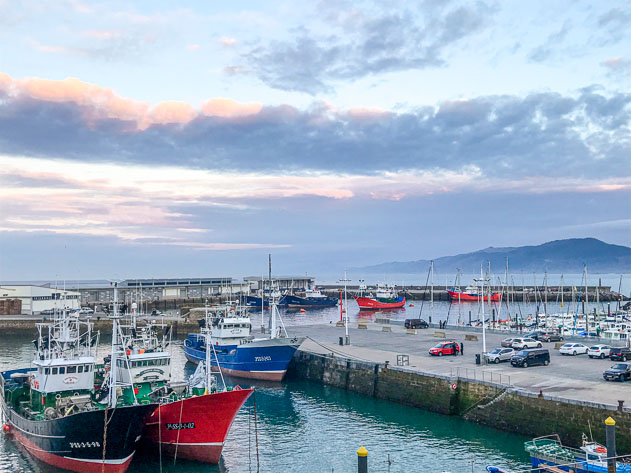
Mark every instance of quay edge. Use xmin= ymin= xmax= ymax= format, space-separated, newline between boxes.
xmin=287 ymin=350 xmax=631 ymax=452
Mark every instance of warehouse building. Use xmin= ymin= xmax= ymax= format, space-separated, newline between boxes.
xmin=78 ymin=278 xmax=250 ymax=304
xmin=244 ymin=276 xmax=315 ymax=292
xmin=0 ymin=285 xmax=80 ymax=315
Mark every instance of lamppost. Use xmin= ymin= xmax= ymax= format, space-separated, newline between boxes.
xmin=339 ymin=272 xmax=351 ymax=345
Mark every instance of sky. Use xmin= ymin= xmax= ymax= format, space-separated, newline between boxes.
xmin=0 ymin=0 xmax=630 ymax=281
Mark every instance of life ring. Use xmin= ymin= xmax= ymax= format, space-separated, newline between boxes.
xmin=595 ymin=446 xmax=607 ymax=453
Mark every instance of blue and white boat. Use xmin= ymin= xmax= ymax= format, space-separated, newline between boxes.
xmin=525 ymin=434 xmax=631 ymax=473
xmin=183 ymin=294 xmax=304 ymax=381
xmin=280 ymin=288 xmax=338 ymax=309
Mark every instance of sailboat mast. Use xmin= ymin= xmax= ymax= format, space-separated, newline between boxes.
xmin=110 ymin=282 xmax=119 ymax=408
xmin=430 ymin=261 xmax=434 ymax=323
xmin=480 ymin=265 xmax=486 ymax=353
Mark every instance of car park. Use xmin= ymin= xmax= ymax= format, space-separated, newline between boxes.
xmin=501 ymin=338 xmax=515 ymax=348
xmin=603 ymin=363 xmax=631 ymax=382
xmin=610 ymin=347 xmax=631 ymax=361
xmin=405 ymin=319 xmax=429 ymax=329
xmin=559 ymin=343 xmax=589 ymax=356
xmin=510 ymin=348 xmax=550 ymax=368
xmin=484 ymin=347 xmax=514 ymax=364
xmin=429 ymin=341 xmax=460 ymax=356
xmin=511 ymin=338 xmax=542 ymax=349
xmin=587 ymin=344 xmax=611 ymax=359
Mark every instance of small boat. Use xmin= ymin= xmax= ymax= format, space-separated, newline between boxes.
xmin=354 ymin=284 xmax=406 ymax=310
xmin=448 ymin=286 xmax=502 ymax=302
xmin=525 ymin=434 xmax=631 ymax=473
xmin=183 ymin=291 xmax=305 ymax=381
xmin=280 ymin=288 xmax=338 ymax=309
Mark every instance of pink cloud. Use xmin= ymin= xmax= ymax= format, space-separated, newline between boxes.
xmin=187 ymin=44 xmax=200 ymax=51
xmin=200 ymin=98 xmax=262 ymax=118
xmin=220 ymin=36 xmax=237 ymax=46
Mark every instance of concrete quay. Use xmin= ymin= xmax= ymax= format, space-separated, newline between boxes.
xmin=289 ymin=322 xmax=631 ymax=452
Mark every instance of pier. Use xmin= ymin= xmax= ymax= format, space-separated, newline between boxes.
xmin=288 ymin=321 xmax=631 ymax=452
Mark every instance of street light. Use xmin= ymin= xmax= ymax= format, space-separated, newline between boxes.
xmin=339 ymin=271 xmax=351 ymax=345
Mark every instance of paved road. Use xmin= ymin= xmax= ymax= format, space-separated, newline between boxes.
xmin=291 ymin=322 xmax=630 ymax=409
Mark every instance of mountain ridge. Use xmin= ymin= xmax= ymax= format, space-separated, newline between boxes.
xmin=353 ymin=238 xmax=631 ymax=274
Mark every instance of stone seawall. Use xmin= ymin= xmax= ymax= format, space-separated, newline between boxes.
xmin=288 ymin=350 xmax=631 ymax=452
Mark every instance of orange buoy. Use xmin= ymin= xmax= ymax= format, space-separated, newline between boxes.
xmin=409 ymin=304 xmax=415 ymax=307
xmin=595 ymin=446 xmax=607 ymax=453
xmin=138 ymin=349 xmax=145 ymax=354
xmin=3 ymin=424 xmax=11 ymax=433
xmin=300 ymin=309 xmax=306 ymax=312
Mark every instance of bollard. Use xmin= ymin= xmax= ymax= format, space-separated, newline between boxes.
xmin=357 ymin=446 xmax=368 ymax=473
xmin=605 ymin=416 xmax=616 ymax=473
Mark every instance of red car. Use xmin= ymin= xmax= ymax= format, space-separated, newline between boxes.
xmin=429 ymin=341 xmax=460 ymax=356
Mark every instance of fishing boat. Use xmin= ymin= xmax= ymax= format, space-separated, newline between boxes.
xmin=280 ymin=288 xmax=338 ymax=309
xmin=244 ymin=294 xmax=269 ymax=309
xmin=0 ymin=296 xmax=157 ymax=473
xmin=114 ymin=299 xmax=253 ymax=464
xmin=448 ymin=286 xmax=502 ymax=302
xmin=354 ymin=284 xmax=406 ymax=310
xmin=525 ymin=434 xmax=631 ymax=473
xmin=183 ymin=291 xmax=305 ymax=381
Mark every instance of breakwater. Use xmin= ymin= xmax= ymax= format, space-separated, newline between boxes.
xmin=320 ymin=285 xmax=627 ymax=302
xmin=288 ymin=350 xmax=631 ymax=452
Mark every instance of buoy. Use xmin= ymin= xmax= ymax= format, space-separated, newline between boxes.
xmin=409 ymin=304 xmax=415 ymax=307
xmin=595 ymin=446 xmax=607 ymax=453
xmin=300 ymin=309 xmax=306 ymax=313
xmin=138 ymin=349 xmax=145 ymax=354
xmin=3 ymin=424 xmax=11 ymax=433
xmin=126 ymin=349 xmax=131 ymax=355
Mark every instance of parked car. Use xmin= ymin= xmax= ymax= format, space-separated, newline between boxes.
xmin=588 ymin=344 xmax=612 ymax=359
xmin=501 ymin=338 xmax=516 ymax=348
xmin=525 ymin=331 xmax=551 ymax=342
xmin=484 ymin=347 xmax=514 ymax=364
xmin=511 ymin=338 xmax=542 ymax=349
xmin=603 ymin=363 xmax=631 ymax=382
xmin=610 ymin=347 xmax=631 ymax=361
xmin=510 ymin=348 xmax=550 ymax=368
xmin=559 ymin=343 xmax=589 ymax=356
xmin=429 ymin=341 xmax=460 ymax=356
xmin=79 ymin=307 xmax=94 ymax=314
xmin=405 ymin=319 xmax=429 ymax=329
xmin=545 ymin=331 xmax=564 ymax=342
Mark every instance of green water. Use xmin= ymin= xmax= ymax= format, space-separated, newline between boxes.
xmin=0 ymin=333 xmax=530 ymax=473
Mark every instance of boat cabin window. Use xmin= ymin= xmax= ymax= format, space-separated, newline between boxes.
xmin=67 ymin=366 xmax=77 ymax=374
xmin=45 ymin=368 xmax=50 ymax=375
xmin=587 ymin=454 xmax=599 ymax=461
xmin=59 ymin=367 xmax=65 ymax=374
xmin=78 ymin=366 xmax=83 ymax=373
xmin=85 ymin=365 xmax=91 ymax=372
xmin=52 ymin=367 xmax=58 ymax=375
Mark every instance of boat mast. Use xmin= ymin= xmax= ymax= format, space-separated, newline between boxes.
xmin=430 ymin=261 xmax=434 ymax=324
xmin=341 ymin=271 xmax=350 ymax=344
xmin=481 ymin=265 xmax=486 ymax=353
xmin=205 ymin=302 xmax=212 ymax=393
xmin=544 ymin=271 xmax=548 ymax=317
xmin=109 ymin=282 xmax=120 ymax=408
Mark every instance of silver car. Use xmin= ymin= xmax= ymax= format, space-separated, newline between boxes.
xmin=485 ymin=347 xmax=515 ymax=364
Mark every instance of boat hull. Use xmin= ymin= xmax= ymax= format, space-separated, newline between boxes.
xmin=282 ymin=294 xmax=338 ymax=309
xmin=1 ymin=399 xmax=157 ymax=473
xmin=244 ymin=296 xmax=269 ymax=309
xmin=183 ymin=337 xmax=305 ymax=381
xmin=448 ymin=290 xmax=502 ymax=302
xmin=143 ymin=388 xmax=253 ymax=464
xmin=354 ymin=296 xmax=406 ymax=310
xmin=530 ymin=455 xmax=631 ymax=473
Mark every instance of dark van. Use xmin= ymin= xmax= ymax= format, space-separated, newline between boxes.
xmin=405 ymin=319 xmax=429 ymax=329
xmin=510 ymin=348 xmax=550 ymax=368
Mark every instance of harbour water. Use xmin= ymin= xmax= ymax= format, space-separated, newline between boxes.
xmin=0 ymin=328 xmax=531 ymax=473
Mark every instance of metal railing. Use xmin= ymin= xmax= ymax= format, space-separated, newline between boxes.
xmin=450 ymin=367 xmax=512 ymax=387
